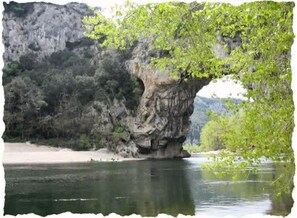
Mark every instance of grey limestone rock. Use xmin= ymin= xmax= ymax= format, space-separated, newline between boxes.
xmin=3 ymin=2 xmax=221 ymax=159
xmin=2 ymin=2 xmax=94 ymax=63
xmin=127 ymin=40 xmax=211 ymax=158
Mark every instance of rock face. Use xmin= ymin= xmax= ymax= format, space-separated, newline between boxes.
xmin=2 ymin=2 xmax=94 ymax=62
xmin=2 ymin=2 xmax=212 ymax=158
xmin=127 ymin=41 xmax=211 ymax=158
xmin=131 ymin=68 xmax=210 ymax=158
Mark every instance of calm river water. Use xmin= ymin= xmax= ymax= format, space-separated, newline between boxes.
xmin=4 ymin=156 xmax=293 ymax=216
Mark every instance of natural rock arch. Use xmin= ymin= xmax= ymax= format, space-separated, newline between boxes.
xmin=2 ymin=2 xmax=241 ymax=158
xmin=130 ymin=65 xmax=211 ymax=158
xmin=125 ymin=34 xmax=241 ymax=158
xmin=126 ymin=42 xmax=213 ymax=158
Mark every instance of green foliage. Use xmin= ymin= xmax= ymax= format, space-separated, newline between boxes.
xmin=200 ymin=113 xmax=234 ymax=151
xmin=77 ymin=134 xmax=93 ymax=151
xmin=48 ymin=50 xmax=75 ymax=67
xmin=128 ymin=75 xmax=144 ymax=109
xmin=84 ymin=1 xmax=294 ymax=83
xmin=2 ymin=62 xmax=21 ymax=83
xmin=186 ymin=96 xmax=242 ymax=144
xmin=183 ymin=144 xmax=205 ymax=153
xmin=94 ymin=52 xmax=143 ymax=110
xmin=84 ymin=1 xmax=294 ymax=195
xmin=19 ymin=53 xmax=38 ymax=70
xmin=3 ymin=44 xmax=143 ymax=150
xmin=201 ymin=109 xmax=294 ymax=195
xmin=4 ymin=76 xmax=47 ymax=138
xmin=112 ymin=125 xmax=126 ymax=142
xmin=83 ymin=2 xmax=217 ymax=78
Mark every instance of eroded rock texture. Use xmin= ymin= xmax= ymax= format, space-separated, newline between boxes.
xmin=3 ymin=2 xmax=212 ymax=158
xmin=2 ymin=2 xmax=95 ymax=62
xmin=131 ymin=66 xmax=210 ymax=158
xmin=126 ymin=41 xmax=211 ymax=158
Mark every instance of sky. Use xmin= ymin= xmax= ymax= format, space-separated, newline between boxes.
xmin=197 ymin=76 xmax=246 ymax=99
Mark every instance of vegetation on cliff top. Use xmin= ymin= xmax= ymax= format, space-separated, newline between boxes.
xmin=84 ymin=1 xmax=294 ymax=195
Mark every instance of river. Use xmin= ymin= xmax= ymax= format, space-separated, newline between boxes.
xmin=4 ymin=156 xmax=293 ymax=216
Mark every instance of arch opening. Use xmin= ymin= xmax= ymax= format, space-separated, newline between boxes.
xmin=185 ymin=75 xmax=246 ymax=146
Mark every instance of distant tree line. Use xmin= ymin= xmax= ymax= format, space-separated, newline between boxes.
xmin=186 ymin=96 xmax=242 ymax=145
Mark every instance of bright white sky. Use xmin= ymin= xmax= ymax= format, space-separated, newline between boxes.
xmin=197 ymin=76 xmax=247 ymax=99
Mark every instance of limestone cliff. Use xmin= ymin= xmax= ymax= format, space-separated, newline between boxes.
xmin=2 ymin=2 xmax=95 ymax=63
xmin=127 ymin=40 xmax=211 ymax=157
xmin=2 ymin=2 xmax=212 ymax=158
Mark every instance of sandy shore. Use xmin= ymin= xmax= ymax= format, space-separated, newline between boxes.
xmin=2 ymin=142 xmax=144 ymax=164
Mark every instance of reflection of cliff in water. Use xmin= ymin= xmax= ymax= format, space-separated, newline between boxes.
xmin=88 ymin=160 xmax=196 ymax=216
xmin=131 ymin=160 xmax=195 ymax=216
xmin=4 ymin=160 xmax=195 ymax=216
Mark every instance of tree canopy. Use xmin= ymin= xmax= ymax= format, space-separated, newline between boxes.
xmin=84 ymin=1 xmax=295 ymax=194
xmin=3 ymin=45 xmax=144 ymax=150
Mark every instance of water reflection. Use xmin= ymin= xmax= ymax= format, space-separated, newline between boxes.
xmin=4 ymin=160 xmax=195 ymax=216
xmin=268 ymin=193 xmax=293 ymax=216
xmin=4 ymin=158 xmax=293 ymax=216
xmin=184 ymin=158 xmax=293 ymax=216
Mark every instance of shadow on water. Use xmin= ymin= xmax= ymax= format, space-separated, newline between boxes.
xmin=4 ymin=160 xmax=195 ymax=216
xmin=4 ymin=158 xmax=293 ymax=216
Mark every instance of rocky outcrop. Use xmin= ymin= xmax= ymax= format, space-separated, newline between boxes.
xmin=127 ymin=41 xmax=211 ymax=158
xmin=131 ymin=70 xmax=210 ymax=158
xmin=2 ymin=2 xmax=95 ymax=62
xmin=2 ymin=2 xmax=212 ymax=158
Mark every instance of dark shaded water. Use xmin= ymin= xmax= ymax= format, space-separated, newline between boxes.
xmin=4 ymin=157 xmax=293 ymax=216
